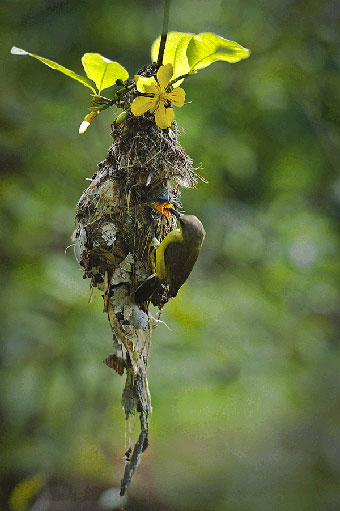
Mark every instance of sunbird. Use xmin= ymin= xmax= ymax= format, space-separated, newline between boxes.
xmin=135 ymin=210 xmax=205 ymax=303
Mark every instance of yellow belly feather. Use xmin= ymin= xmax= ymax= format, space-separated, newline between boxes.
xmin=155 ymin=228 xmax=182 ymax=280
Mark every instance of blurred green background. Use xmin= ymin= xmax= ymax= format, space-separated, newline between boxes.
xmin=2 ymin=0 xmax=340 ymax=509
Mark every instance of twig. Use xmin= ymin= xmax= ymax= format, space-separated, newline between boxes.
xmin=169 ymin=72 xmax=191 ymax=86
xmin=157 ymin=0 xmax=171 ymax=67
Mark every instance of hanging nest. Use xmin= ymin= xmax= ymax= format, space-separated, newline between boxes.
xmin=72 ymin=63 xmax=198 ymax=495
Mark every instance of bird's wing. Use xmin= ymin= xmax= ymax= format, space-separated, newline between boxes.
xmin=163 ymin=239 xmax=200 ymax=297
xmin=135 ymin=274 xmax=160 ymax=303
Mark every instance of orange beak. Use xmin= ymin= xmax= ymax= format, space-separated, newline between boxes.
xmin=148 ymin=202 xmax=174 ymax=220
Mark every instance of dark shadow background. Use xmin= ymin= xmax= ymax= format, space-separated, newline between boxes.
xmin=1 ymin=0 xmax=340 ymax=509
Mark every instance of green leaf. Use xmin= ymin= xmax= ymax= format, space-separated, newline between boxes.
xmin=151 ymin=32 xmax=193 ymax=87
xmin=81 ymin=53 xmax=129 ymax=95
xmin=186 ymin=33 xmax=250 ymax=72
xmin=11 ymin=46 xmax=97 ymax=93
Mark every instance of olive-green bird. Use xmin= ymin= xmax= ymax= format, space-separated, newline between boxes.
xmin=135 ymin=212 xmax=205 ymax=303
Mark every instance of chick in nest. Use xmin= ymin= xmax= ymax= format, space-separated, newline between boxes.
xmin=143 ymin=188 xmax=180 ymax=246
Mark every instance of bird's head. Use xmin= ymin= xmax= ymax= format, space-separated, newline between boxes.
xmin=165 ymin=208 xmax=205 ymax=244
xmin=144 ymin=188 xmax=179 ymax=220
xmin=178 ymin=214 xmax=205 ymax=244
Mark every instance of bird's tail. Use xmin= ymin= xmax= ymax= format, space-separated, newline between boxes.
xmin=135 ymin=273 xmax=161 ymax=303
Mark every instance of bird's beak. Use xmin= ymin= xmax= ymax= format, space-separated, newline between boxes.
xmin=148 ymin=202 xmax=174 ymax=220
xmin=165 ymin=206 xmax=181 ymax=219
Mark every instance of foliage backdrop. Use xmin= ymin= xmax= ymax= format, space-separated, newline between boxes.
xmin=1 ymin=0 xmax=340 ymax=509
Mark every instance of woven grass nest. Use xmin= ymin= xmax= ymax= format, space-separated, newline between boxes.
xmin=72 ymin=64 xmax=198 ymax=495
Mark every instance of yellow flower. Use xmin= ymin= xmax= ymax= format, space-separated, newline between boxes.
xmin=131 ymin=63 xmax=185 ymax=129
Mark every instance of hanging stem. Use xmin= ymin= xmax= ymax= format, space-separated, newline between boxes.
xmin=157 ymin=0 xmax=171 ymax=67
xmin=169 ymin=72 xmax=192 ymax=86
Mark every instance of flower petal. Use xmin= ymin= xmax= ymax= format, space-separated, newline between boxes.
xmin=79 ymin=120 xmax=90 ymax=134
xmin=79 ymin=110 xmax=100 ymax=134
xmin=157 ymin=63 xmax=173 ymax=90
xmin=131 ymin=96 xmax=157 ymax=116
xmin=167 ymin=87 xmax=186 ymax=107
xmin=134 ymin=75 xmax=159 ymax=94
xmin=155 ymin=102 xmax=175 ymax=129
xmin=149 ymin=100 xmax=158 ymax=113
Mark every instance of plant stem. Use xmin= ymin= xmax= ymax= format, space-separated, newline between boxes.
xmin=157 ymin=0 xmax=171 ymax=67
xmin=169 ymin=72 xmax=191 ymax=86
